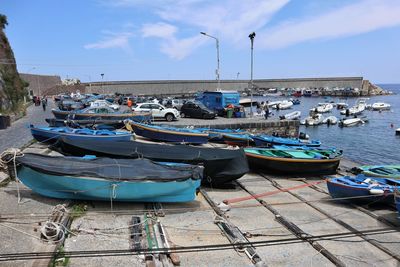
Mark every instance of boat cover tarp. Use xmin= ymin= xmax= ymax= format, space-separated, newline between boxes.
xmin=16 ymin=153 xmax=202 ymax=182
xmin=51 ymin=137 xmax=249 ymax=185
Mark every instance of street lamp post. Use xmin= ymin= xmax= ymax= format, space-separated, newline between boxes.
xmin=200 ymin=32 xmax=220 ymax=91
xmin=249 ymin=32 xmax=256 ymax=117
xmin=100 ymin=73 xmax=104 ymax=92
xmin=236 ymin=72 xmax=240 ymax=79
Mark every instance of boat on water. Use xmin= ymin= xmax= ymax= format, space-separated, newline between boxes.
xmin=371 ymin=102 xmax=391 ymax=111
xmin=340 ymin=98 xmax=368 ymax=116
xmin=30 ymin=125 xmax=133 ymax=144
xmin=222 ymin=133 xmax=255 ymax=146
xmin=352 ymin=165 xmax=400 ymax=178
xmin=396 ymin=128 xmax=400 ymax=136
xmin=327 ymin=175 xmax=400 ymax=204
xmin=244 ymin=147 xmax=342 ymax=175
xmin=336 ymin=102 xmax=349 ymax=110
xmin=252 ymin=135 xmax=321 ymax=147
xmin=312 ymin=103 xmax=333 ymax=113
xmin=277 ymin=100 xmax=293 ymax=110
xmin=290 ymin=98 xmax=301 ymax=105
xmin=304 ymin=113 xmax=324 ymax=126
xmin=12 ymin=153 xmax=202 ymax=202
xmin=127 ymin=121 xmax=209 ymax=144
xmin=51 ymin=137 xmax=249 ymax=187
xmin=279 ymin=111 xmax=301 ymax=120
xmin=338 ymin=117 xmax=367 ymax=127
xmin=322 ymin=116 xmax=338 ymax=125
xmin=52 ymin=106 xmax=152 ymax=122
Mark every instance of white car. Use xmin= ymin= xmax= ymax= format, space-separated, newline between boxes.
xmin=132 ymin=103 xmax=180 ymax=121
xmin=90 ymin=100 xmax=120 ymax=110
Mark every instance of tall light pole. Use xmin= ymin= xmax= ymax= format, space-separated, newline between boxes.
xmin=100 ymin=73 xmax=104 ymax=92
xmin=236 ymin=72 xmax=240 ymax=80
xmin=249 ymin=32 xmax=256 ymax=117
xmin=85 ymin=75 xmax=92 ymax=92
xmin=200 ymin=32 xmax=220 ymax=91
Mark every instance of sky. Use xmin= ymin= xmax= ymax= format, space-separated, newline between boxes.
xmin=2 ymin=0 xmax=400 ymax=83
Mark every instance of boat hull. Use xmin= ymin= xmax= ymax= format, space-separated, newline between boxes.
xmin=18 ymin=166 xmax=200 ymax=202
xmin=51 ymin=109 xmax=152 ymax=122
xmin=131 ymin=123 xmax=209 ymax=144
xmin=252 ymin=136 xmax=320 ymax=148
xmin=52 ymin=137 xmax=249 ymax=187
xmin=246 ymin=152 xmax=340 ymax=175
xmin=30 ymin=127 xmax=133 ymax=144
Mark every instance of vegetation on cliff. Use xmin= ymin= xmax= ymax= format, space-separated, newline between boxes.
xmin=0 ymin=14 xmax=28 ymax=114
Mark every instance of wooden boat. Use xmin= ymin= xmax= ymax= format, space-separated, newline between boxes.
xmin=372 ymin=102 xmax=391 ymax=111
xmin=279 ymin=111 xmax=301 ymax=120
xmin=13 ymin=153 xmax=202 ymax=202
xmin=46 ymin=118 xmax=124 ymax=129
xmin=244 ymin=147 xmax=342 ymax=175
xmin=30 ymin=125 xmax=133 ymax=144
xmin=51 ymin=137 xmax=249 ymax=187
xmin=352 ymin=165 xmax=400 ymax=178
xmin=327 ymin=175 xmax=400 ymax=204
xmin=196 ymin=128 xmax=246 ymax=142
xmin=222 ymin=133 xmax=255 ymax=146
xmin=52 ymin=106 xmax=152 ymax=122
xmin=127 ymin=121 xmax=209 ymax=144
xmin=252 ymin=135 xmax=321 ymax=147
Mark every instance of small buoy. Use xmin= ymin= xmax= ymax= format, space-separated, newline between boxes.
xmin=217 ymin=202 xmax=231 ymax=212
xmin=390 ymin=123 xmax=394 ymax=128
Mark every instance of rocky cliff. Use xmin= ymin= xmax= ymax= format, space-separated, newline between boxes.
xmin=0 ymin=14 xmax=28 ymax=113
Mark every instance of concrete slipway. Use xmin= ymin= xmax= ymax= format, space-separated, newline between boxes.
xmin=0 ymin=143 xmax=399 ymax=267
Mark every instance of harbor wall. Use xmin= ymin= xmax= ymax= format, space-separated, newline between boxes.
xmin=84 ymin=77 xmax=364 ymax=96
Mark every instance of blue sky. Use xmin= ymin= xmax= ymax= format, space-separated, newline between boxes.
xmin=2 ymin=0 xmax=400 ymax=83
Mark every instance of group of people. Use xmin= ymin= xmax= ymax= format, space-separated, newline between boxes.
xmin=257 ymin=101 xmax=270 ymax=119
xmin=33 ymin=96 xmax=48 ymax=111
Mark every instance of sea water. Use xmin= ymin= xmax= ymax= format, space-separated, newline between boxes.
xmin=255 ymin=84 xmax=400 ymax=165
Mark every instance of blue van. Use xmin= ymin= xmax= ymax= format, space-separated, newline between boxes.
xmin=196 ymin=91 xmax=240 ymax=113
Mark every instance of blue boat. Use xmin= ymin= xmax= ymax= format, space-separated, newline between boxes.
xmin=196 ymin=128 xmax=246 ymax=142
xmin=30 ymin=125 xmax=133 ymax=144
xmin=127 ymin=121 xmax=209 ymax=144
xmin=15 ymin=153 xmax=202 ymax=202
xmin=327 ymin=175 xmax=400 ymax=204
xmin=252 ymin=135 xmax=321 ymax=147
xmin=222 ymin=133 xmax=255 ymax=146
xmin=396 ymin=192 xmax=400 ymax=217
xmin=291 ymin=99 xmax=301 ymax=105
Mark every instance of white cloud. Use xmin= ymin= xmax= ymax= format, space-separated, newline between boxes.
xmin=84 ymin=32 xmax=132 ymax=50
xmin=141 ymin=22 xmax=177 ymax=39
xmin=259 ymin=0 xmax=400 ymax=49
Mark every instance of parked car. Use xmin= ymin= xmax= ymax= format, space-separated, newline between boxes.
xmin=164 ymin=99 xmax=186 ymax=110
xmin=132 ymin=103 xmax=180 ymax=121
xmin=180 ymin=101 xmax=216 ymax=119
xmin=90 ymin=99 xmax=120 ymax=110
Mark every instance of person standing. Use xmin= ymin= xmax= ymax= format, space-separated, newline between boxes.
xmin=127 ymin=98 xmax=133 ymax=109
xmin=264 ymin=102 xmax=269 ymax=119
xmin=42 ymin=97 xmax=47 ymax=111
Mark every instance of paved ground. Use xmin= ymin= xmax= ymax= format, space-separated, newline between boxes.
xmin=0 ymin=100 xmax=55 ymax=154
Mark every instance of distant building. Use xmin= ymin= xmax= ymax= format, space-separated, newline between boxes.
xmin=19 ymin=73 xmax=61 ymax=97
xmin=62 ymin=78 xmax=80 ymax=86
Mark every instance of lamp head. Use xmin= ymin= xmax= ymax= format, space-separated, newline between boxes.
xmin=200 ymin=32 xmax=206 ymax=35
xmin=249 ymin=32 xmax=256 ymax=39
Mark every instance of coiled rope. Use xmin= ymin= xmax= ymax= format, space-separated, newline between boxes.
xmin=0 ymin=148 xmax=24 ymax=203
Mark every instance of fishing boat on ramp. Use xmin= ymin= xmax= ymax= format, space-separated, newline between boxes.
xmin=30 ymin=125 xmax=133 ymax=144
xmin=222 ymin=133 xmax=255 ymax=146
xmin=244 ymin=147 xmax=342 ymax=175
xmin=327 ymin=175 xmax=400 ymax=204
xmin=195 ymin=128 xmax=246 ymax=142
xmin=52 ymin=106 xmax=152 ymax=122
xmin=352 ymin=165 xmax=400 ymax=179
xmin=52 ymin=137 xmax=249 ymax=187
xmin=126 ymin=121 xmax=209 ymax=144
xmin=251 ymin=135 xmax=321 ymax=147
xmin=10 ymin=153 xmax=202 ymax=202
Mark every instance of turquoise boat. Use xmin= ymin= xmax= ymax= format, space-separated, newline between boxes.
xmin=15 ymin=153 xmax=202 ymax=202
xmin=353 ymin=165 xmax=400 ymax=179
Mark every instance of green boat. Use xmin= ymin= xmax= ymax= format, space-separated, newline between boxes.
xmin=245 ymin=147 xmax=342 ymax=175
xmin=353 ymin=165 xmax=400 ymax=178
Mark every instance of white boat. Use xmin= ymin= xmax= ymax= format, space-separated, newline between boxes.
xmin=336 ymin=102 xmax=348 ymax=110
xmin=315 ymin=103 xmax=333 ymax=113
xmin=277 ymin=100 xmax=293 ymax=110
xmin=280 ymin=111 xmax=301 ymax=120
xmin=339 ymin=116 xmax=368 ymax=127
xmin=340 ymin=98 xmax=368 ymax=116
xmin=305 ymin=113 xmax=324 ymax=126
xmin=267 ymin=100 xmax=282 ymax=108
xmin=322 ymin=116 xmax=338 ymax=125
xmin=396 ymin=128 xmax=400 ymax=136
xmin=372 ymin=102 xmax=391 ymax=111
